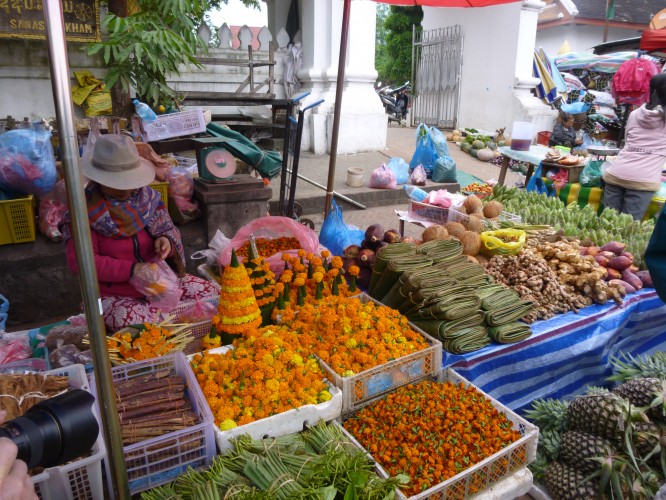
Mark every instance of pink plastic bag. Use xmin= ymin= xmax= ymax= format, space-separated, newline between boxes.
xmin=39 ymin=198 xmax=68 ymax=241
xmin=0 ymin=339 xmax=32 ymax=365
xmin=177 ymin=297 xmax=217 ymax=323
xmin=410 ymin=165 xmax=427 ymax=186
xmin=368 ymin=164 xmax=397 ymax=189
xmin=428 ymin=190 xmax=453 ymax=209
xmin=218 ymin=216 xmax=320 ymax=275
xmin=129 ymin=260 xmax=182 ymax=312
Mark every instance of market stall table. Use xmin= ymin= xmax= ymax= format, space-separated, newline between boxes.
xmin=497 ymin=145 xmax=550 ymax=187
xmin=442 ymin=288 xmax=666 ymax=413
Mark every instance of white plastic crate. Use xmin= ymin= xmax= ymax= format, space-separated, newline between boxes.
xmin=187 ymin=346 xmax=343 ymax=452
xmin=340 ymin=368 xmax=538 ymax=500
xmin=31 ymin=364 xmax=106 ymax=500
xmin=142 ymin=110 xmax=206 ymax=141
xmin=321 ymin=294 xmax=442 ymax=414
xmin=448 ymin=208 xmax=522 ymax=227
xmin=408 ymin=199 xmax=449 ymax=223
xmin=90 ymin=352 xmax=215 ymax=495
xmin=166 ymin=296 xmax=219 ymax=354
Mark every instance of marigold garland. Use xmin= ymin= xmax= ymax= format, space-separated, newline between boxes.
xmin=190 ymin=326 xmax=331 ymax=428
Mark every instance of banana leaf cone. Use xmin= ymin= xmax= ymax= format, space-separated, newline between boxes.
xmin=479 ymin=288 xmax=522 ymax=311
xmin=368 ymin=242 xmax=416 ymax=294
xmin=371 ymin=255 xmax=433 ymax=301
xmin=442 ymin=326 xmax=491 ymax=354
xmin=488 ymin=322 xmax=532 ymax=344
xmin=484 ymin=301 xmax=535 ymax=326
xmin=409 ymin=295 xmax=481 ymax=321
xmin=412 ymin=311 xmax=484 ymax=342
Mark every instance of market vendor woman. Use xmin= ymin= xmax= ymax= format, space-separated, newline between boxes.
xmin=549 ymin=112 xmax=582 ymax=148
xmin=603 ymin=73 xmax=666 ymax=221
xmin=61 ymin=134 xmax=219 ymax=331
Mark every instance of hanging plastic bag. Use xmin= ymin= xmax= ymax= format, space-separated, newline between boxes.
xmin=526 ymin=164 xmax=556 ymax=197
xmin=0 ymin=294 xmax=7 ymax=333
xmin=410 ymin=165 xmax=427 ymax=186
xmin=177 ymin=296 xmax=217 ymax=323
xmin=386 ymin=157 xmax=409 ymax=185
xmin=429 ymin=127 xmax=451 ymax=158
xmin=129 ymin=260 xmax=183 ymax=312
xmin=319 ymin=199 xmax=365 ymax=256
xmin=0 ymin=129 xmax=57 ymax=196
xmin=191 ymin=230 xmax=231 ymax=268
xmin=580 ymin=159 xmax=603 ymax=187
xmin=409 ymin=123 xmax=438 ymax=177
xmin=39 ymin=198 xmax=68 ymax=241
xmin=432 ymin=156 xmax=457 ymax=183
xmin=369 ymin=163 xmax=397 ymax=189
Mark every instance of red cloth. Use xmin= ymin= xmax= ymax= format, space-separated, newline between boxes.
xmin=65 ymin=228 xmax=159 ymax=298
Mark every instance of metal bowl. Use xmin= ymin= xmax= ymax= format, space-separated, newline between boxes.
xmin=586 ymin=146 xmax=620 ymax=156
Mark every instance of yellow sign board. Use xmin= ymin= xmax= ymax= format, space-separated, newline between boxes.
xmin=0 ymin=0 xmax=100 ymax=43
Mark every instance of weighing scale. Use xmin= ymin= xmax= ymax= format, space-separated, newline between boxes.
xmin=193 ymin=137 xmax=237 ymax=183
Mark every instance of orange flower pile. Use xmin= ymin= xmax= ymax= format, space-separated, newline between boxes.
xmin=210 ymin=249 xmax=262 ymax=341
xmin=245 ymin=244 xmax=276 ymax=310
xmin=235 ymin=237 xmax=301 ymax=259
xmin=106 ymin=321 xmax=191 ymax=363
xmin=190 ymin=325 xmax=331 ymax=430
xmin=279 ymin=296 xmax=429 ymax=376
xmin=343 ymin=380 xmax=522 ymax=496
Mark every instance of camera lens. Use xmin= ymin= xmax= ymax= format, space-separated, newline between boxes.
xmin=0 ymin=389 xmax=99 ymax=469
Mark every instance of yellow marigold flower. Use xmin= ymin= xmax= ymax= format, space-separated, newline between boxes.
xmin=345 ymin=338 xmax=358 ymax=349
xmin=318 ymin=390 xmax=332 ymax=402
xmin=219 ymin=419 xmax=237 ymax=431
xmin=262 ymin=353 xmax=275 ymax=365
xmin=265 ymin=378 xmax=280 ymax=391
xmin=312 ymin=272 xmax=324 ymax=284
xmin=290 ymin=353 xmax=304 ymax=366
xmin=342 ymin=370 xmax=355 ymax=377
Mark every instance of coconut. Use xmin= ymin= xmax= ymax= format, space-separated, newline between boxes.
xmin=462 ymin=195 xmax=483 ymax=215
xmin=483 ymin=200 xmax=504 ymax=219
xmin=470 ymin=212 xmax=486 ymax=221
xmin=463 ymin=216 xmax=485 ymax=234
xmin=421 ymin=225 xmax=449 ymax=242
xmin=445 ymin=222 xmax=466 ymax=238
xmin=459 ymin=231 xmax=481 ymax=256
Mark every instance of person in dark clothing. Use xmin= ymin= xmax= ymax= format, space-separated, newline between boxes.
xmin=549 ymin=112 xmax=582 ymax=148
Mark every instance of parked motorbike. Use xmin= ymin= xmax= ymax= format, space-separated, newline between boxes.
xmin=376 ymin=82 xmax=410 ymax=123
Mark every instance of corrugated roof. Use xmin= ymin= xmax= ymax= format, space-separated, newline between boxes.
xmin=575 ymin=0 xmax=663 ymax=25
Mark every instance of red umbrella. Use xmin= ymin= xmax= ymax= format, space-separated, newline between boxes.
xmin=324 ymin=0 xmax=521 ymax=215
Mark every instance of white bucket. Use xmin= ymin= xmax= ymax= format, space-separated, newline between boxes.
xmin=346 ymin=167 xmax=364 ymax=187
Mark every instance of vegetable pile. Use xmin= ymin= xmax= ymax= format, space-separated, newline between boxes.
xmin=141 ymin=421 xmax=408 ymax=500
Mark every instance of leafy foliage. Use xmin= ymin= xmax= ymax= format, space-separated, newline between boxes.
xmin=376 ymin=6 xmax=422 ymax=86
xmin=89 ymin=0 xmax=259 ymax=106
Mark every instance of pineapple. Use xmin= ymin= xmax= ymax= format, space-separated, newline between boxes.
xmin=543 ymin=461 xmax=598 ymax=500
xmin=524 ymin=397 xmax=569 ymax=433
xmin=538 ymin=428 xmax=562 ymax=461
xmin=609 ymin=352 xmax=666 ymax=383
xmin=558 ymin=430 xmax=615 ymax=475
xmin=566 ymin=392 xmax=645 ymax=441
xmin=613 ymin=378 xmax=665 ymax=422
xmin=631 ymin=421 xmax=661 ymax=458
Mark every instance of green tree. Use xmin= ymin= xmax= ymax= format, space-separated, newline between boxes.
xmin=375 ymin=3 xmax=390 ymax=85
xmin=381 ymin=6 xmax=422 ymax=86
xmin=89 ymin=0 xmax=259 ymax=107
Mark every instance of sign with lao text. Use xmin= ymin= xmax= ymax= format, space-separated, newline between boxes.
xmin=0 ymin=0 xmax=100 ymax=42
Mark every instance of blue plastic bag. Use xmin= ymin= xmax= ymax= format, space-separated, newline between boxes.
xmin=0 ymin=129 xmax=56 ymax=196
xmin=526 ymin=163 xmax=556 ymax=197
xmin=409 ymin=123 xmax=437 ymax=177
xmin=319 ymin=199 xmax=364 ymax=256
xmin=0 ymin=294 xmax=8 ymax=332
xmin=386 ymin=157 xmax=409 ymax=185
xmin=432 ymin=156 xmax=457 ymax=183
xmin=429 ymin=127 xmax=451 ymax=158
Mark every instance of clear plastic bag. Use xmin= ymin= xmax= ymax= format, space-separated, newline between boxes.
xmin=0 ymin=129 xmax=57 ymax=196
xmin=410 ymin=164 xmax=427 ymax=186
xmin=191 ymin=229 xmax=231 ymax=268
xmin=129 ymin=260 xmax=182 ymax=312
xmin=369 ymin=163 xmax=397 ymax=189
xmin=166 ymin=167 xmax=194 ymax=199
xmin=386 ymin=157 xmax=409 ymax=185
xmin=177 ymin=297 xmax=217 ymax=323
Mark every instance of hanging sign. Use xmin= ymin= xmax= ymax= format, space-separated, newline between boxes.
xmin=0 ymin=0 xmax=101 ymax=42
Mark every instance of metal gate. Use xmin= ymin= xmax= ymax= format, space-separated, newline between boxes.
xmin=411 ymin=25 xmax=464 ymax=129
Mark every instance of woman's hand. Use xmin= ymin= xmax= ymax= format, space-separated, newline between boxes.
xmin=154 ymin=237 xmax=172 ymax=260
xmin=0 ymin=410 xmax=38 ymax=500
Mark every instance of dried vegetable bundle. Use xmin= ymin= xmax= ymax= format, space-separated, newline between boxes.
xmin=191 ymin=326 xmax=331 ymax=429
xmin=344 ymin=379 xmax=521 ymax=496
xmin=0 ymin=373 xmax=69 ymax=420
xmin=112 ymin=368 xmax=199 ymax=446
xmin=107 ymin=319 xmax=193 ymax=365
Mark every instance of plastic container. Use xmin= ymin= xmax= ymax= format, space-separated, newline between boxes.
xmin=90 ymin=352 xmax=215 ymax=495
xmin=408 ymin=199 xmax=449 ymax=223
xmin=168 ymin=296 xmax=219 ymax=354
xmin=346 ymin=167 xmax=364 ymax=187
xmin=340 ymin=368 xmax=538 ymax=500
xmin=149 ymin=181 xmax=169 ymax=211
xmin=403 ymin=185 xmax=428 ymax=202
xmin=133 ymin=99 xmax=157 ymax=123
xmin=142 ymin=110 xmax=207 ymax=142
xmin=323 ymin=293 xmax=442 ymax=414
xmin=0 ymin=195 xmax=35 ymax=245
xmin=31 ymin=364 xmax=107 ymax=500
xmin=448 ymin=208 xmax=522 ymax=227
xmin=536 ymin=131 xmax=552 ymax=146
xmin=510 ymin=121 xmax=536 ymax=151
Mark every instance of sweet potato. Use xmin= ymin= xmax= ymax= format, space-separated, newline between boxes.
xmin=609 ymin=279 xmax=637 ymax=294
xmin=600 ymin=241 xmax=626 ymax=254
xmin=621 ymin=270 xmax=643 ymax=290
xmin=594 ymin=255 xmax=609 ymax=267
xmin=586 ymin=246 xmax=600 ymax=257
xmin=606 ymin=268 xmax=622 ymax=280
xmin=635 ymin=271 xmax=654 ymax=288
xmin=608 ymin=256 xmax=632 ymax=271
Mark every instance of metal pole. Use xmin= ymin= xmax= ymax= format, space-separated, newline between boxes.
xmin=42 ymin=2 xmax=130 ymax=498
xmin=324 ymin=0 xmax=352 ymax=218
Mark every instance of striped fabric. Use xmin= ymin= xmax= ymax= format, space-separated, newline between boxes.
xmin=443 ymin=289 xmax=666 ymax=414
xmin=557 ymin=182 xmax=604 ymax=214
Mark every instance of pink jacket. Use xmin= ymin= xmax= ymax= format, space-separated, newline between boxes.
xmin=66 ymin=228 xmax=159 ymax=298
xmin=604 ymin=105 xmax=666 ymax=186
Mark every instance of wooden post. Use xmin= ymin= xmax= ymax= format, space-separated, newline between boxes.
xmin=269 ymin=42 xmax=275 ymax=98
xmin=249 ymin=46 xmax=255 ymax=92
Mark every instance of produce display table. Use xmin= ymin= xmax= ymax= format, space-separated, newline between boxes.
xmin=497 ymin=145 xmax=550 ymax=187
xmin=442 ymin=289 xmax=666 ymax=413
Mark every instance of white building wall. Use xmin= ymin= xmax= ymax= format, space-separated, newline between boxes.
xmin=537 ymin=25 xmax=643 ymax=56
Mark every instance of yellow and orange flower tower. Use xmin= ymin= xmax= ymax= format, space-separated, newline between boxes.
xmin=203 ymin=249 xmax=262 ymax=348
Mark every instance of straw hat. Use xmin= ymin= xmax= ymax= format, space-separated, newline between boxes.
xmin=82 ymin=134 xmax=155 ymax=190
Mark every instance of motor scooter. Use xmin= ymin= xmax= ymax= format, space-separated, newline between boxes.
xmin=376 ymin=82 xmax=410 ymax=123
